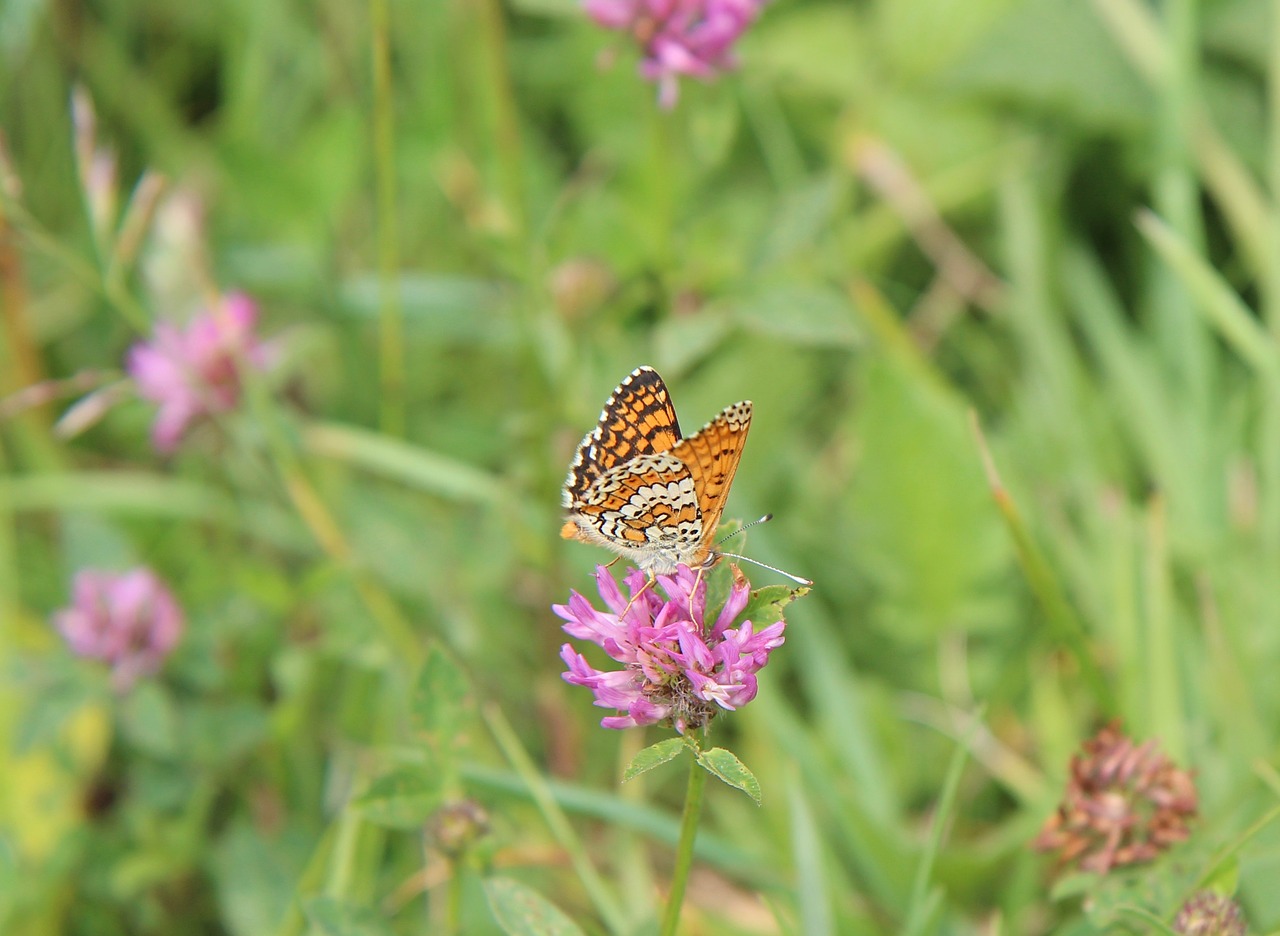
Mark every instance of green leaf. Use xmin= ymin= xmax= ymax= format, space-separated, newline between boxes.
xmin=352 ymin=769 xmax=442 ymax=830
xmin=622 ymin=738 xmax=688 ymax=783
xmin=484 ymin=877 xmax=587 ymax=936
xmin=304 ymin=897 xmax=396 ymax=936
xmin=411 ymin=646 xmax=469 ymax=742
xmin=735 ymin=581 xmax=808 ymax=629
xmin=696 ymin=747 xmax=762 ymax=805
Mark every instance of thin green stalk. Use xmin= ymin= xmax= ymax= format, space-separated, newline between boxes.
xmin=1265 ymin=0 xmax=1280 ymax=555
xmin=648 ymin=105 xmax=676 ymax=284
xmin=0 ymin=435 xmax=15 ymax=634
xmin=1142 ymin=495 xmax=1183 ymax=762
xmin=327 ymin=808 xmax=365 ymax=897
xmin=370 ymin=0 xmax=405 ymax=437
xmin=1269 ymin=0 xmax=1280 ymax=334
xmin=477 ymin=0 xmax=527 ymax=242
xmin=442 ymin=862 xmax=462 ymax=936
xmin=0 ymin=212 xmax=22 ymax=633
xmin=660 ymin=733 xmax=707 ymax=936
xmin=1150 ymin=0 xmax=1207 ymax=407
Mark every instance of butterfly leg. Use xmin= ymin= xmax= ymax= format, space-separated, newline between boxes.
xmin=619 ymin=572 xmax=656 ymax=618
xmin=689 ymin=564 xmax=707 ymax=622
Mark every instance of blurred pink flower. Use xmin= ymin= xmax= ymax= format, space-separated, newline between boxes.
xmin=584 ymin=0 xmax=768 ymax=108
xmin=126 ymin=292 xmax=273 ymax=453
xmin=555 ymin=564 xmax=785 ymax=732
xmin=54 ymin=568 xmax=184 ymax=691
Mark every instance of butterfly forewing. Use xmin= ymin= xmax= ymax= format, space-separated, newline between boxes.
xmin=670 ymin=401 xmax=752 ymax=550
xmin=564 ymin=366 xmax=683 ymax=504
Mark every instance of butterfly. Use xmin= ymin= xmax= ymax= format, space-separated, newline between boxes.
xmin=560 ymin=366 xmax=751 ymax=576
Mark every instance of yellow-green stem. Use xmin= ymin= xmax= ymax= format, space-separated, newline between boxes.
xmin=370 ymin=0 xmax=406 ymax=437
xmin=660 ymin=733 xmax=707 ymax=936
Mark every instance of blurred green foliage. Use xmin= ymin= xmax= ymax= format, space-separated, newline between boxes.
xmin=3 ymin=0 xmax=1280 ymax=932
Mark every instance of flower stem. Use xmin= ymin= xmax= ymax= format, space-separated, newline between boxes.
xmin=660 ymin=735 xmax=708 ymax=935
xmin=370 ymin=0 xmax=406 ymax=437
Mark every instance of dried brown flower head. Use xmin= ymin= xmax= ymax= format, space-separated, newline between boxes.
xmin=1174 ymin=891 xmax=1246 ymax=936
xmin=427 ymin=800 xmax=490 ymax=859
xmin=1034 ymin=720 xmax=1197 ymax=874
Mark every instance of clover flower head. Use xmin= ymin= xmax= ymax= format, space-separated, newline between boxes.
xmin=53 ymin=568 xmax=184 ymax=691
xmin=584 ymin=0 xmax=769 ymax=108
xmin=1034 ymin=721 xmax=1197 ymax=874
xmin=1174 ymin=891 xmax=1247 ymax=936
xmin=127 ymin=292 xmax=274 ymax=453
xmin=555 ymin=563 xmax=784 ymax=732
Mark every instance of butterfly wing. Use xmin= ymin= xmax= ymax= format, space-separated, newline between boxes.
xmin=670 ymin=400 xmax=752 ymax=553
xmin=564 ymin=451 xmax=702 ymax=557
xmin=563 ymin=366 xmax=683 ymax=507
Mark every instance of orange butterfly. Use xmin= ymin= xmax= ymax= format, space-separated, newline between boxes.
xmin=561 ymin=366 xmax=751 ymax=575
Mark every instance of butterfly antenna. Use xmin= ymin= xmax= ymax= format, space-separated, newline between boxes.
xmin=719 ymin=551 xmax=813 ymax=586
xmin=715 ymin=517 xmax=812 ymax=585
xmin=716 ymin=514 xmax=774 ymax=545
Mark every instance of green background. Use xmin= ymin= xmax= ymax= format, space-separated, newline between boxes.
xmin=2 ymin=0 xmax=1279 ymax=932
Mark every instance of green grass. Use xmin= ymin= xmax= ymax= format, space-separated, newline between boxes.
xmin=3 ymin=0 xmax=1280 ymax=932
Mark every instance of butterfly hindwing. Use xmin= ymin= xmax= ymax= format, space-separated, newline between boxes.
xmin=572 ymin=452 xmax=702 ymax=550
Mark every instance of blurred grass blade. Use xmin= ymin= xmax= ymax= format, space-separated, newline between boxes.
xmin=483 ymin=704 xmax=626 ymax=935
xmin=969 ymin=414 xmax=1115 ymax=712
xmin=753 ymin=692 xmax=913 ymax=909
xmin=788 ymin=772 xmax=833 ymax=936
xmin=903 ymin=713 xmax=976 ymax=936
xmin=1194 ymin=802 xmax=1280 ymax=892
xmin=6 ymin=471 xmax=234 ymax=516
xmin=1 ymin=472 xmax=307 ymax=550
xmin=1137 ymin=209 xmax=1280 ymax=381
xmin=304 ymin=422 xmax=508 ymax=505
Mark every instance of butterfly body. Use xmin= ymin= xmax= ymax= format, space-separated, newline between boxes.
xmin=561 ymin=366 xmax=751 ymax=575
